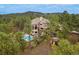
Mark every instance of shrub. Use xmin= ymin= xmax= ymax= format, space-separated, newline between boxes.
xmin=50 ymin=39 xmax=79 ymax=55
xmin=0 ymin=32 xmax=29 ymax=54
xmin=0 ymin=32 xmax=21 ymax=54
xmin=14 ymin=32 xmax=29 ymax=51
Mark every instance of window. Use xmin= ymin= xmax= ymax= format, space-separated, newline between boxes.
xmin=35 ymin=25 xmax=37 ymax=29
xmin=40 ymin=24 xmax=42 ymax=25
xmin=41 ymin=28 xmax=43 ymax=30
xmin=35 ymin=32 xmax=37 ymax=33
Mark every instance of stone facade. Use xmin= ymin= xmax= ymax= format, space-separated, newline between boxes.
xmin=31 ymin=17 xmax=49 ymax=37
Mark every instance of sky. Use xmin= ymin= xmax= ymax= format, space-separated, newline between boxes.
xmin=0 ymin=4 xmax=79 ymax=14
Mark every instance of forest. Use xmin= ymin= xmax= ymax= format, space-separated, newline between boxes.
xmin=0 ymin=11 xmax=79 ymax=55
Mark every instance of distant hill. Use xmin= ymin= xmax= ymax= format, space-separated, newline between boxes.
xmin=0 ymin=11 xmax=79 ymax=33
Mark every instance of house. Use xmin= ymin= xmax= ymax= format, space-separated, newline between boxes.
xmin=68 ymin=31 xmax=79 ymax=44
xmin=31 ymin=17 xmax=50 ymax=37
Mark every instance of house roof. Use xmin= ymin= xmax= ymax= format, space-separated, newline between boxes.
xmin=31 ymin=17 xmax=50 ymax=25
xmin=70 ymin=31 xmax=79 ymax=35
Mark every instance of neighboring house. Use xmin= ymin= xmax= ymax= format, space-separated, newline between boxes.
xmin=69 ymin=31 xmax=79 ymax=44
xmin=31 ymin=17 xmax=50 ymax=37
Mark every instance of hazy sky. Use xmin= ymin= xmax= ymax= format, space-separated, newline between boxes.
xmin=0 ymin=4 xmax=79 ymax=14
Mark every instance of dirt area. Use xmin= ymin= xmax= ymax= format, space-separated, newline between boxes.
xmin=20 ymin=40 xmax=51 ymax=55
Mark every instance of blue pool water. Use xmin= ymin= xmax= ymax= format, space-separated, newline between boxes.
xmin=22 ymin=34 xmax=33 ymax=41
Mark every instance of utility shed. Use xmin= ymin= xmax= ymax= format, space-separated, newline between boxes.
xmin=31 ymin=17 xmax=50 ymax=37
xmin=68 ymin=31 xmax=79 ymax=44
